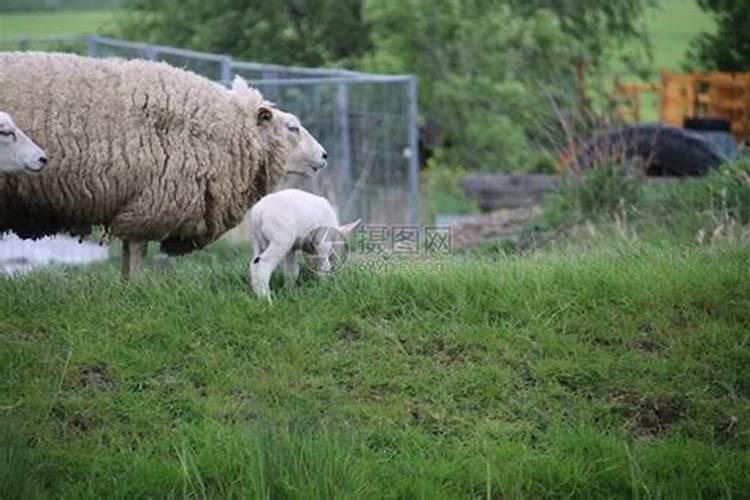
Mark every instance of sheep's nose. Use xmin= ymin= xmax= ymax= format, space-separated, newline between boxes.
xmin=322 ymin=151 xmax=328 ymax=160
xmin=39 ymin=156 xmax=48 ymax=165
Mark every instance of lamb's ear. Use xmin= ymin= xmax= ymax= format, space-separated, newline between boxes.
xmin=257 ymin=106 xmax=273 ymax=125
xmin=338 ymin=219 xmax=362 ymax=237
xmin=231 ymin=74 xmax=249 ymax=92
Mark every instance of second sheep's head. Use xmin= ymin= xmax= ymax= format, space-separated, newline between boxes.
xmin=230 ymin=76 xmax=328 ymax=181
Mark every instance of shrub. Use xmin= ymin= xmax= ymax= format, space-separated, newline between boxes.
xmin=421 ymin=159 xmax=479 ymax=222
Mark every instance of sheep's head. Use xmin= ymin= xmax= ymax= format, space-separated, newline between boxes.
xmin=230 ymin=76 xmax=327 ymax=180
xmin=272 ymin=110 xmax=328 ymax=177
xmin=302 ymin=219 xmax=361 ymax=273
xmin=0 ymin=112 xmax=48 ymax=174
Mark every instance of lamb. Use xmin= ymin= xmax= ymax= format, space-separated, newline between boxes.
xmin=0 ymin=111 xmax=48 ymax=174
xmin=249 ymin=189 xmax=361 ymax=301
xmin=0 ymin=52 xmax=326 ymax=280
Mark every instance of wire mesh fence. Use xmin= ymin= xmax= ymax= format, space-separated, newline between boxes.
xmin=0 ymin=35 xmax=420 ymax=225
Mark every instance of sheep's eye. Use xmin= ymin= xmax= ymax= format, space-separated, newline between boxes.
xmin=287 ymin=124 xmax=300 ymax=133
xmin=0 ymin=129 xmax=16 ymax=141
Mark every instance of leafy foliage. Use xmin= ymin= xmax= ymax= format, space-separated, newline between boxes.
xmin=421 ymin=159 xmax=478 ymax=221
xmin=362 ymin=2 xmax=576 ymax=171
xmin=116 ymin=0 xmax=372 ymax=67
xmin=686 ymin=0 xmax=750 ymax=71
xmin=113 ymin=0 xmax=656 ymax=172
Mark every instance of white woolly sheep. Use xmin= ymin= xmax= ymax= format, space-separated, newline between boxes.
xmin=249 ymin=188 xmax=361 ymax=301
xmin=0 ymin=111 xmax=47 ymax=174
xmin=0 ymin=52 xmax=326 ymax=281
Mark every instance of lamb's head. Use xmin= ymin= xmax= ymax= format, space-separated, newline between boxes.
xmin=229 ymin=76 xmax=327 ymax=180
xmin=303 ymin=219 xmax=361 ymax=273
xmin=0 ymin=112 xmax=48 ymax=174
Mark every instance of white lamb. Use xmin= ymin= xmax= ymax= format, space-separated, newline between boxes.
xmin=0 ymin=111 xmax=47 ymax=174
xmin=249 ymin=189 xmax=361 ymax=301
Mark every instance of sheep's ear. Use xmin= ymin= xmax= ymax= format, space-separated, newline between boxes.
xmin=257 ymin=106 xmax=273 ymax=125
xmin=231 ymin=74 xmax=249 ymax=92
xmin=338 ymin=219 xmax=362 ymax=237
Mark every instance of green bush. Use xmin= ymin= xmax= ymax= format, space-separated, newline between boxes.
xmin=643 ymin=156 xmax=750 ymax=223
xmin=421 ymin=159 xmax=479 ymax=222
xmin=549 ymin=159 xmax=645 ymax=222
xmin=530 ymin=155 xmax=750 ymax=250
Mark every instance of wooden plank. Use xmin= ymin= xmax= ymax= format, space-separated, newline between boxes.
xmin=463 ymin=173 xmax=684 ymax=212
xmin=463 ymin=174 xmax=560 ymax=212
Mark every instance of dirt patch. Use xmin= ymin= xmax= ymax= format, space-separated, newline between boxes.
xmin=412 ymin=335 xmax=484 ymax=366
xmin=79 ymin=363 xmax=115 ymax=391
xmin=447 ymin=206 xmax=542 ymax=251
xmin=50 ymin=404 xmax=97 ymax=433
xmin=69 ymin=413 xmax=95 ymax=432
xmin=337 ymin=322 xmax=361 ymax=343
xmin=630 ymin=396 xmax=684 ymax=438
xmin=609 ymin=391 xmax=685 ymax=438
xmin=632 ymin=338 xmax=664 ymax=353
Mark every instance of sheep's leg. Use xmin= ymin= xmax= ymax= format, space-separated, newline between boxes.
xmin=250 ymin=241 xmax=289 ymax=302
xmin=121 ymin=239 xmax=147 ymax=282
xmin=282 ymin=251 xmax=300 ymax=287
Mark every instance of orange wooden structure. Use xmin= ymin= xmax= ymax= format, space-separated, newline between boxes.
xmin=616 ymin=71 xmax=750 ymax=142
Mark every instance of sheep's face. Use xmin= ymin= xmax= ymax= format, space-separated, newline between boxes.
xmin=0 ymin=112 xmax=48 ymax=174
xmin=303 ymin=219 xmax=361 ymax=273
xmin=229 ymin=75 xmax=327 ymax=177
xmin=260 ymin=108 xmax=328 ymax=177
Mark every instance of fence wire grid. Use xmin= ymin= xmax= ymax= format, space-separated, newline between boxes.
xmin=0 ymin=35 xmax=420 ymax=225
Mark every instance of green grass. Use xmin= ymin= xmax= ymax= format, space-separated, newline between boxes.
xmin=529 ymin=156 xmax=750 ymax=253
xmin=0 ymin=9 xmax=117 ymax=37
xmin=643 ymin=0 xmax=715 ymax=73
xmin=608 ymin=0 xmax=716 ymax=120
xmin=1 ymin=241 xmax=749 ymax=498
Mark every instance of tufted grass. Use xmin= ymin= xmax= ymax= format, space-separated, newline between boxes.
xmin=0 ymin=241 xmax=749 ymax=498
xmin=0 ymin=10 xmax=118 ymax=38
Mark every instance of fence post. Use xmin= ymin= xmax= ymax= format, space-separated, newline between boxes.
xmin=86 ymin=36 xmax=99 ymax=58
xmin=142 ymin=45 xmax=157 ymax=61
xmin=261 ymin=68 xmax=280 ymax=103
xmin=407 ymin=77 xmax=420 ymax=224
xmin=337 ymin=81 xmax=353 ymax=219
xmin=220 ymin=56 xmax=232 ymax=88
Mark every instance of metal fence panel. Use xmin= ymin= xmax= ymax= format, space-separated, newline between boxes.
xmin=0 ymin=35 xmax=420 ymax=225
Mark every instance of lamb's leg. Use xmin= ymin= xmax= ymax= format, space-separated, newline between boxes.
xmin=282 ymin=251 xmax=300 ymax=287
xmin=153 ymin=252 xmax=173 ymax=274
xmin=121 ymin=239 xmax=148 ymax=282
xmin=250 ymin=241 xmax=290 ymax=302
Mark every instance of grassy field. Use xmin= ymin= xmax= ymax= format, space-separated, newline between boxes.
xmin=1 ymin=3 xmax=746 ymax=498
xmin=643 ymin=0 xmax=715 ymax=72
xmin=0 ymin=10 xmax=117 ymax=37
xmin=1 ymin=241 xmax=749 ymax=498
xmin=609 ymin=0 xmax=716 ymax=120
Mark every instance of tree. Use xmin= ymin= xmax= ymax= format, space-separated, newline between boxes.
xmin=115 ymin=0 xmax=656 ymax=171
xmin=687 ymin=0 xmax=750 ymax=71
xmin=361 ymin=0 xmax=655 ymax=171
xmin=116 ymin=0 xmax=371 ymax=67
xmin=361 ymin=1 xmax=576 ymax=170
